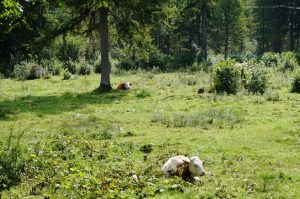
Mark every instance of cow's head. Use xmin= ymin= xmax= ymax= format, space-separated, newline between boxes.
xmin=189 ymin=156 xmax=205 ymax=177
xmin=125 ymin=82 xmax=132 ymax=89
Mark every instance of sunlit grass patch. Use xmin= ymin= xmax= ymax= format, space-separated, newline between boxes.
xmin=0 ymin=72 xmax=299 ymax=198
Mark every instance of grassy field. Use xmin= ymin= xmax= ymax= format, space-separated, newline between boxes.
xmin=0 ymin=72 xmax=299 ymax=198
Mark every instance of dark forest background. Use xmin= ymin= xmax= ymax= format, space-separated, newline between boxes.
xmin=1 ymin=0 xmax=299 ymax=77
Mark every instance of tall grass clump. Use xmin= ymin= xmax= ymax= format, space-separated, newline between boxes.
xmin=291 ymin=69 xmax=300 ymax=93
xmin=135 ymin=89 xmax=151 ymax=98
xmin=0 ymin=130 xmax=25 ymax=191
xmin=211 ymin=60 xmax=241 ymax=94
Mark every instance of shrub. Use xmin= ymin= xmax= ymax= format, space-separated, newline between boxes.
xmin=63 ymin=71 xmax=72 ymax=80
xmin=261 ymin=52 xmax=279 ymax=67
xmin=189 ymin=61 xmax=211 ymax=73
xmin=41 ymin=58 xmax=62 ymax=76
xmin=245 ymin=66 xmax=268 ymax=94
xmin=63 ymin=61 xmax=77 ymax=74
xmin=278 ymin=52 xmax=299 ymax=71
xmin=12 ymin=61 xmax=45 ymax=80
xmin=77 ymin=60 xmax=93 ymax=75
xmin=211 ymin=60 xmax=241 ymax=94
xmin=146 ymin=51 xmax=172 ymax=71
xmin=27 ymin=63 xmax=45 ymax=80
xmin=291 ymin=69 xmax=300 ymax=93
xmin=0 ymin=131 xmax=25 ymax=191
xmin=208 ymin=53 xmax=224 ymax=66
xmin=12 ymin=62 xmax=30 ymax=80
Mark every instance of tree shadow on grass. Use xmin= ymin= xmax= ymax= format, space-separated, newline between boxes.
xmin=0 ymin=90 xmax=128 ymax=120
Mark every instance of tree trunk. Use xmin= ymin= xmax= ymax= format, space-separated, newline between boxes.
xmin=99 ymin=7 xmax=112 ymax=91
xmin=289 ymin=0 xmax=295 ymax=51
xmin=224 ymin=13 xmax=229 ymax=60
xmin=197 ymin=10 xmax=202 ymax=52
xmin=201 ymin=2 xmax=208 ymax=61
xmin=262 ymin=0 xmax=265 ymax=54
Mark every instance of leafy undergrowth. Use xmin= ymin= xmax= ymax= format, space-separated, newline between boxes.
xmin=0 ymin=131 xmax=205 ymax=198
xmin=0 ymin=73 xmax=299 ymax=198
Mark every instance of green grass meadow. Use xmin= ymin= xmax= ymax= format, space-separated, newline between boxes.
xmin=0 ymin=72 xmax=299 ymax=198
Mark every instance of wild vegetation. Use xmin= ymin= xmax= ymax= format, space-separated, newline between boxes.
xmin=0 ymin=68 xmax=299 ymax=198
xmin=0 ymin=0 xmax=300 ymax=198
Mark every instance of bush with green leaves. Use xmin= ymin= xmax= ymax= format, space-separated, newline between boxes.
xmin=12 ymin=61 xmax=45 ymax=80
xmin=261 ymin=52 xmax=280 ymax=67
xmin=0 ymin=131 xmax=25 ymax=191
xmin=63 ymin=71 xmax=72 ymax=80
xmin=261 ymin=52 xmax=279 ymax=68
xmin=211 ymin=60 xmax=241 ymax=94
xmin=76 ymin=59 xmax=93 ymax=75
xmin=12 ymin=62 xmax=30 ymax=80
xmin=208 ymin=53 xmax=224 ymax=66
xmin=291 ymin=69 xmax=300 ymax=93
xmin=245 ymin=66 xmax=268 ymax=94
xmin=63 ymin=61 xmax=77 ymax=74
xmin=27 ymin=63 xmax=45 ymax=80
xmin=278 ymin=52 xmax=299 ymax=71
xmin=146 ymin=51 xmax=172 ymax=71
xmin=41 ymin=58 xmax=62 ymax=76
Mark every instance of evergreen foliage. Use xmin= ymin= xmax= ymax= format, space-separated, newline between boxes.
xmin=0 ymin=0 xmax=299 ymax=84
xmin=211 ymin=60 xmax=241 ymax=94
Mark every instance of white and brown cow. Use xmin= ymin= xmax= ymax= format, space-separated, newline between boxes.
xmin=162 ymin=155 xmax=205 ymax=181
xmin=117 ymin=82 xmax=132 ymax=90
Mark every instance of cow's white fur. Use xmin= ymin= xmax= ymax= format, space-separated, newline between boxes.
xmin=162 ymin=155 xmax=190 ymax=175
xmin=162 ymin=155 xmax=205 ymax=179
xmin=124 ymin=82 xmax=131 ymax=89
xmin=189 ymin=156 xmax=205 ymax=177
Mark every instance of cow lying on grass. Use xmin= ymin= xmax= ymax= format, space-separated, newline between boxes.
xmin=117 ymin=82 xmax=132 ymax=90
xmin=162 ymin=155 xmax=205 ymax=182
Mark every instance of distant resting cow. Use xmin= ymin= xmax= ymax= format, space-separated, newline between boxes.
xmin=117 ymin=82 xmax=132 ymax=90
